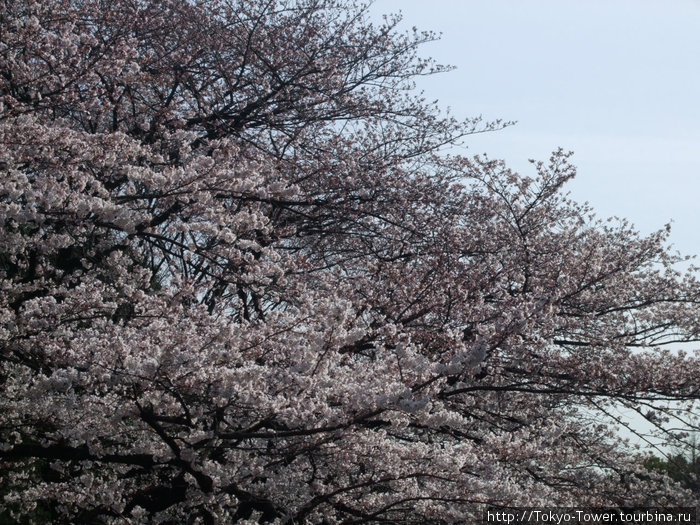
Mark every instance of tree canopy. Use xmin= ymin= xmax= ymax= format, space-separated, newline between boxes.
xmin=2 ymin=0 xmax=700 ymax=522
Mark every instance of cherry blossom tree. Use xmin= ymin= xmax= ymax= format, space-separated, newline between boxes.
xmin=2 ymin=0 xmax=700 ymax=522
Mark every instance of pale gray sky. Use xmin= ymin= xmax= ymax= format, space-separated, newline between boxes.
xmin=372 ymin=0 xmax=700 ymax=259
xmin=369 ymin=0 xmax=700 ymax=452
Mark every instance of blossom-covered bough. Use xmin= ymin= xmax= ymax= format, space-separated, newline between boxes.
xmin=1 ymin=0 xmax=700 ymax=522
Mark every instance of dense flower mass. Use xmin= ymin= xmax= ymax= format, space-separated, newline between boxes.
xmin=1 ymin=0 xmax=700 ymax=522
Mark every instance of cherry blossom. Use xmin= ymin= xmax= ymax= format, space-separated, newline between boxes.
xmin=2 ymin=0 xmax=700 ymax=522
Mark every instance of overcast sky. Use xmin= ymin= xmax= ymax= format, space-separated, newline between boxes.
xmin=371 ymin=0 xmax=700 ymax=260
xmin=368 ymin=0 xmax=700 ymax=451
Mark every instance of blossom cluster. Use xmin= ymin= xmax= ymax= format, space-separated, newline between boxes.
xmin=1 ymin=0 xmax=699 ymax=522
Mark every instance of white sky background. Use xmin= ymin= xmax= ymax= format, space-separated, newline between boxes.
xmin=371 ymin=0 xmax=700 ymax=259
xmin=369 ymin=0 xmax=700 ymax=453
